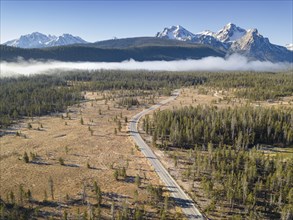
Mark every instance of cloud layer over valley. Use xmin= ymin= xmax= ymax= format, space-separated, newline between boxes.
xmin=1 ymin=55 xmax=292 ymax=77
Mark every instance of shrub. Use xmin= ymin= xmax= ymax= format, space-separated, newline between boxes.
xmin=23 ymin=152 xmax=29 ymax=163
xmin=59 ymin=157 xmax=65 ymax=165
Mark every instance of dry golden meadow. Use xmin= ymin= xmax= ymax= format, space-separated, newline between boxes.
xmin=1 ymin=87 xmax=292 ymax=219
xmin=0 ymin=91 xmax=181 ymax=219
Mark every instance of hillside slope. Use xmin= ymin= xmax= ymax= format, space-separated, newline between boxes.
xmin=0 ymin=37 xmax=225 ymax=62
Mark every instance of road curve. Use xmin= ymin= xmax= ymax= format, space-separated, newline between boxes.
xmin=129 ymin=90 xmax=204 ymax=220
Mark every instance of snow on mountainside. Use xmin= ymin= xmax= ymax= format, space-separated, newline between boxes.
xmin=4 ymin=32 xmax=88 ymax=48
xmin=2 ymin=25 xmax=291 ymax=63
xmin=156 ymin=23 xmax=292 ymax=62
xmin=46 ymin=34 xmax=87 ymax=47
xmin=229 ymin=29 xmax=262 ymax=51
xmin=156 ymin=25 xmax=196 ymax=41
xmin=5 ymin=32 xmax=54 ymax=48
xmin=156 ymin=25 xmax=227 ymax=50
xmin=229 ymin=29 xmax=292 ymax=62
xmin=156 ymin=23 xmax=246 ymax=44
xmin=286 ymin=44 xmax=293 ymax=51
xmin=196 ymin=30 xmax=215 ymax=37
xmin=192 ymin=34 xmax=228 ymax=51
xmin=215 ymin=23 xmax=247 ymax=42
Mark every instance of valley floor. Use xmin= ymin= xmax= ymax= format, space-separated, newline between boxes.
xmin=0 ymin=91 xmax=181 ymax=219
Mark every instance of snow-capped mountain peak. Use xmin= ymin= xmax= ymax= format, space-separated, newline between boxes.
xmin=156 ymin=23 xmax=292 ymax=62
xmin=156 ymin=25 xmax=227 ymax=50
xmin=216 ymin=23 xmax=247 ymax=42
xmin=156 ymin=22 xmax=248 ymax=44
xmin=4 ymin=32 xmax=88 ymax=48
xmin=156 ymin=25 xmax=196 ymax=41
xmin=229 ymin=27 xmax=292 ymax=62
xmin=286 ymin=43 xmax=293 ymax=51
xmin=230 ymin=28 xmax=262 ymax=51
xmin=247 ymin=28 xmax=259 ymax=35
xmin=48 ymin=33 xmax=87 ymax=47
xmin=196 ymin=30 xmax=215 ymax=36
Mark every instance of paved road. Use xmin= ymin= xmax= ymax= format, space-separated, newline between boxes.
xmin=129 ymin=91 xmax=204 ymax=220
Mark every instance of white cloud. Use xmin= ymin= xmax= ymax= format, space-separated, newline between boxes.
xmin=0 ymin=54 xmax=292 ymax=77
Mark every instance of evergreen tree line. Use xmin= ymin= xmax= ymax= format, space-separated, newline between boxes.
xmin=60 ymin=70 xmax=206 ymax=91
xmin=0 ymin=75 xmax=82 ymax=127
xmin=61 ymin=70 xmax=293 ymax=100
xmin=0 ymin=71 xmax=206 ymax=128
xmin=1 ymin=70 xmax=292 ymax=128
xmin=204 ymin=71 xmax=293 ymax=101
xmin=117 ymin=97 xmax=140 ymax=108
xmin=26 ymin=70 xmax=293 ymax=100
xmin=148 ymin=105 xmax=293 ymax=148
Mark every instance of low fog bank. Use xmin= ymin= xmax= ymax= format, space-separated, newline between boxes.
xmin=1 ymin=54 xmax=292 ymax=77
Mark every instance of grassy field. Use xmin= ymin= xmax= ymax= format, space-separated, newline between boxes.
xmin=1 ymin=84 xmax=292 ymax=219
xmin=0 ymin=90 xmax=181 ymax=219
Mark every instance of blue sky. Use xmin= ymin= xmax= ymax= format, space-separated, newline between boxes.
xmin=1 ymin=0 xmax=292 ymax=46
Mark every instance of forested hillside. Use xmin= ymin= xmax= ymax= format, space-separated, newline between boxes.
xmin=0 ymin=39 xmax=225 ymax=62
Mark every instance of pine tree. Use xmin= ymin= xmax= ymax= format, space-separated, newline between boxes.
xmin=94 ymin=181 xmax=102 ymax=205
xmin=121 ymin=167 xmax=127 ymax=179
xmin=114 ymin=170 xmax=119 ymax=180
xmin=48 ymin=176 xmax=54 ymax=200
xmin=23 ymin=152 xmax=29 ymax=163
xmin=135 ymin=174 xmax=141 ymax=187
xmin=118 ymin=120 xmax=122 ymax=132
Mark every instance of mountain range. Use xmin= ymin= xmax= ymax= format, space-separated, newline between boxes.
xmin=1 ymin=23 xmax=292 ymax=63
xmin=4 ymin=32 xmax=87 ymax=48
xmin=156 ymin=23 xmax=292 ymax=62
xmin=0 ymin=38 xmax=224 ymax=62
